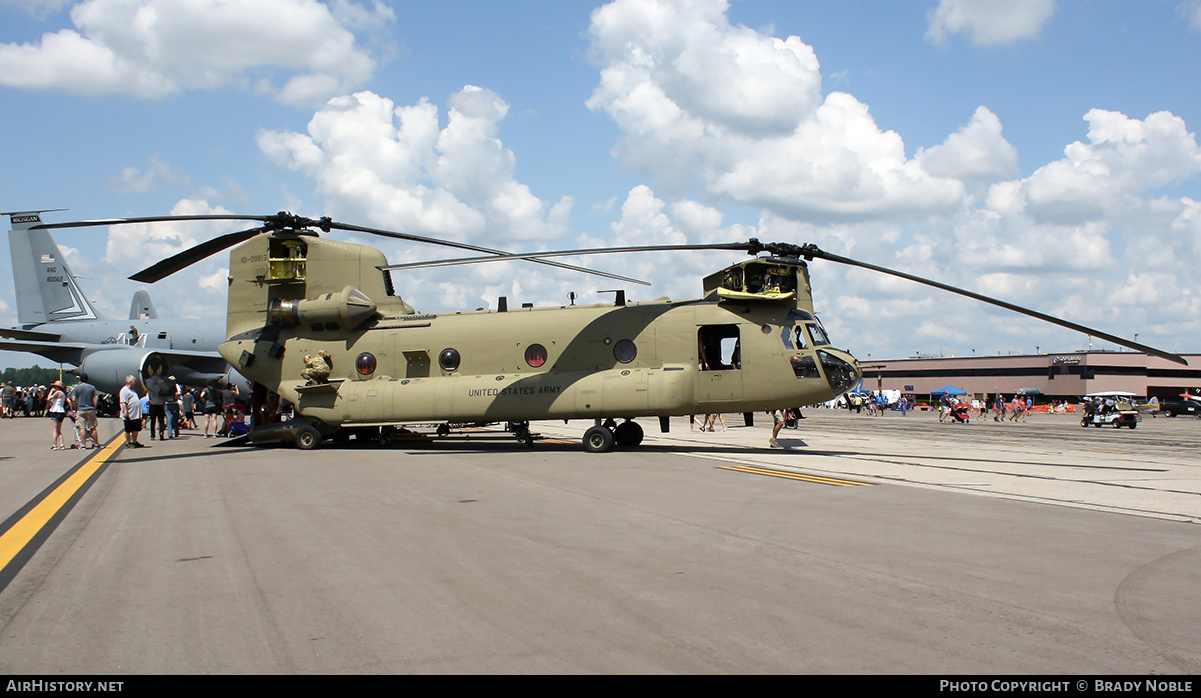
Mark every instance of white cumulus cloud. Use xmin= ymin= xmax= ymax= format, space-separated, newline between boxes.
xmin=917 ymin=106 xmax=1019 ymax=184
xmin=257 ymin=88 xmax=572 ymax=246
xmin=926 ymin=0 xmax=1057 ymax=46
xmin=0 ymin=0 xmax=392 ymax=107
xmin=998 ymin=109 xmax=1201 ymax=224
xmin=109 ymin=156 xmax=189 ymax=194
xmin=586 ymin=0 xmax=965 ymax=221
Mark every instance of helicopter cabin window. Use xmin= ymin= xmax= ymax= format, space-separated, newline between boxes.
xmin=438 ymin=348 xmax=461 ymax=372
xmin=698 ymin=325 xmax=741 ymax=371
xmin=525 ymin=344 xmax=548 ymax=368
xmin=268 ymin=238 xmax=307 ymax=282
xmin=613 ymin=339 xmax=637 ymax=364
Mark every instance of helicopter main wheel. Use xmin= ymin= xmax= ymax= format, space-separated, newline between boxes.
xmin=436 ymin=423 xmax=450 ymax=437
xmin=613 ymin=420 xmax=644 ymax=448
xmin=583 ymin=425 xmax=615 ymax=453
xmin=508 ymin=421 xmax=535 ymax=447
xmin=294 ymin=425 xmax=322 ymax=450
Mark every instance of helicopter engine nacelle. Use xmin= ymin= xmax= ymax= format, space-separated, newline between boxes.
xmin=266 ymin=285 xmax=376 ymax=331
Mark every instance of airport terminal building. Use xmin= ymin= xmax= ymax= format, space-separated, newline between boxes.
xmin=863 ymin=352 xmax=1201 ymax=401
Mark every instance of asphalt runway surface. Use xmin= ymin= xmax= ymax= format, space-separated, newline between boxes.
xmin=0 ymin=409 xmax=1198 ymax=674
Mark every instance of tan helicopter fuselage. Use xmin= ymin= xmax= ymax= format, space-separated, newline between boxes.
xmin=218 ymin=233 xmax=862 ymax=429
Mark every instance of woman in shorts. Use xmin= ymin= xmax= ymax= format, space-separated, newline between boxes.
xmin=201 ymin=380 xmax=221 ymax=438
xmin=46 ymin=380 xmax=68 ymax=450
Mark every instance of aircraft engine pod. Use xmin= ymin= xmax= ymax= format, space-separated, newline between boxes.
xmin=221 ymin=366 xmax=252 ymax=396
xmin=78 ymin=349 xmax=168 ymax=394
xmin=267 ymin=285 xmax=376 ymax=331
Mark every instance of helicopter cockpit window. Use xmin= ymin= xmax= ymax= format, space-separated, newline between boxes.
xmin=698 ymin=325 xmax=741 ymax=371
xmin=807 ymin=322 xmax=831 ymax=347
xmin=781 ymin=325 xmax=808 ymax=350
xmin=790 ymin=355 xmax=821 ymax=380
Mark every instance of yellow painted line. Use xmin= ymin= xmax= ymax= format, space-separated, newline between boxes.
xmin=719 ymin=464 xmax=871 ymax=487
xmin=0 ymin=434 xmax=123 ymax=578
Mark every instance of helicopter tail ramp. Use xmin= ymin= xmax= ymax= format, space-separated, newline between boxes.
xmin=6 ymin=210 xmax=105 ymax=327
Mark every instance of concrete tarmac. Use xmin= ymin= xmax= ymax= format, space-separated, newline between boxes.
xmin=0 ymin=409 xmax=1198 ymax=674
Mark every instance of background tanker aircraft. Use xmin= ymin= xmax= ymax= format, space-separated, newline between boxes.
xmin=2 ymin=210 xmax=244 ymax=395
xmin=45 ymin=211 xmax=1184 ymax=452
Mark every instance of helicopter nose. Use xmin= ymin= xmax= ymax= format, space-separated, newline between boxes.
xmin=818 ymin=349 xmax=861 ymax=396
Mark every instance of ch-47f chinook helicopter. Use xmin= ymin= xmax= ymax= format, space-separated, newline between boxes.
xmin=35 ymin=212 xmax=1187 ymax=451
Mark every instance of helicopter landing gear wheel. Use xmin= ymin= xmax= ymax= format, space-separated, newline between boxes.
xmin=294 ymin=425 xmax=321 ymax=450
xmin=583 ymin=425 xmax=615 ymax=453
xmin=1081 ymin=418 xmax=1089 ymax=428
xmin=436 ymin=423 xmax=450 ymax=437
xmin=509 ymin=421 xmax=534 ymax=447
xmin=613 ymin=420 xmax=643 ymax=448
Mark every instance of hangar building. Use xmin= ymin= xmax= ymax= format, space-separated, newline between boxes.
xmin=861 ymin=352 xmax=1201 ymax=401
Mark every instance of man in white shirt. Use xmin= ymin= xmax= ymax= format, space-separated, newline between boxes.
xmin=118 ymin=375 xmax=146 ymax=448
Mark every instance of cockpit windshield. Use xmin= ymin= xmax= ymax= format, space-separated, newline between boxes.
xmin=786 ymin=310 xmax=831 ymax=347
xmin=807 ymin=322 xmax=831 ymax=347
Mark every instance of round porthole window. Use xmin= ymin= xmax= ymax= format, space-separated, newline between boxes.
xmin=355 ymin=352 xmax=377 ymax=375
xmin=613 ymin=339 xmax=637 ymax=364
xmin=438 ymin=348 xmax=461 ymax=372
xmin=525 ymin=344 xmax=547 ymax=368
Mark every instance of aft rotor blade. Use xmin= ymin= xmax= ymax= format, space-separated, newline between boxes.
xmin=330 ymin=221 xmax=653 ymax=287
xmin=33 ymin=214 xmax=273 ymax=231
xmin=129 ymin=226 xmax=266 ymax=283
xmin=803 ymin=247 xmax=1188 ymax=366
xmin=379 ymin=242 xmax=758 ymax=272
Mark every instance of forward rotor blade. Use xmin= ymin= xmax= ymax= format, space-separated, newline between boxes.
xmin=379 ymin=242 xmax=757 ymax=272
xmin=129 ymin=227 xmax=266 ymax=283
xmin=330 ymin=221 xmax=653 ymax=287
xmin=802 ymin=247 xmax=1188 ymax=366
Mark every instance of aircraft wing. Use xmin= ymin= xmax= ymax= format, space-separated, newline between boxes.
xmin=0 ymin=339 xmax=227 ymax=374
xmin=0 ymin=337 xmax=88 ymax=365
xmin=0 ymin=327 xmax=63 ymax=342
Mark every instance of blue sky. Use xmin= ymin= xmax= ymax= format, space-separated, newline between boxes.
xmin=1 ymin=0 xmax=1200 ymax=369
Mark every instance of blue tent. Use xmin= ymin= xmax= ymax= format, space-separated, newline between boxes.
xmin=930 ymin=385 xmax=967 ymax=396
